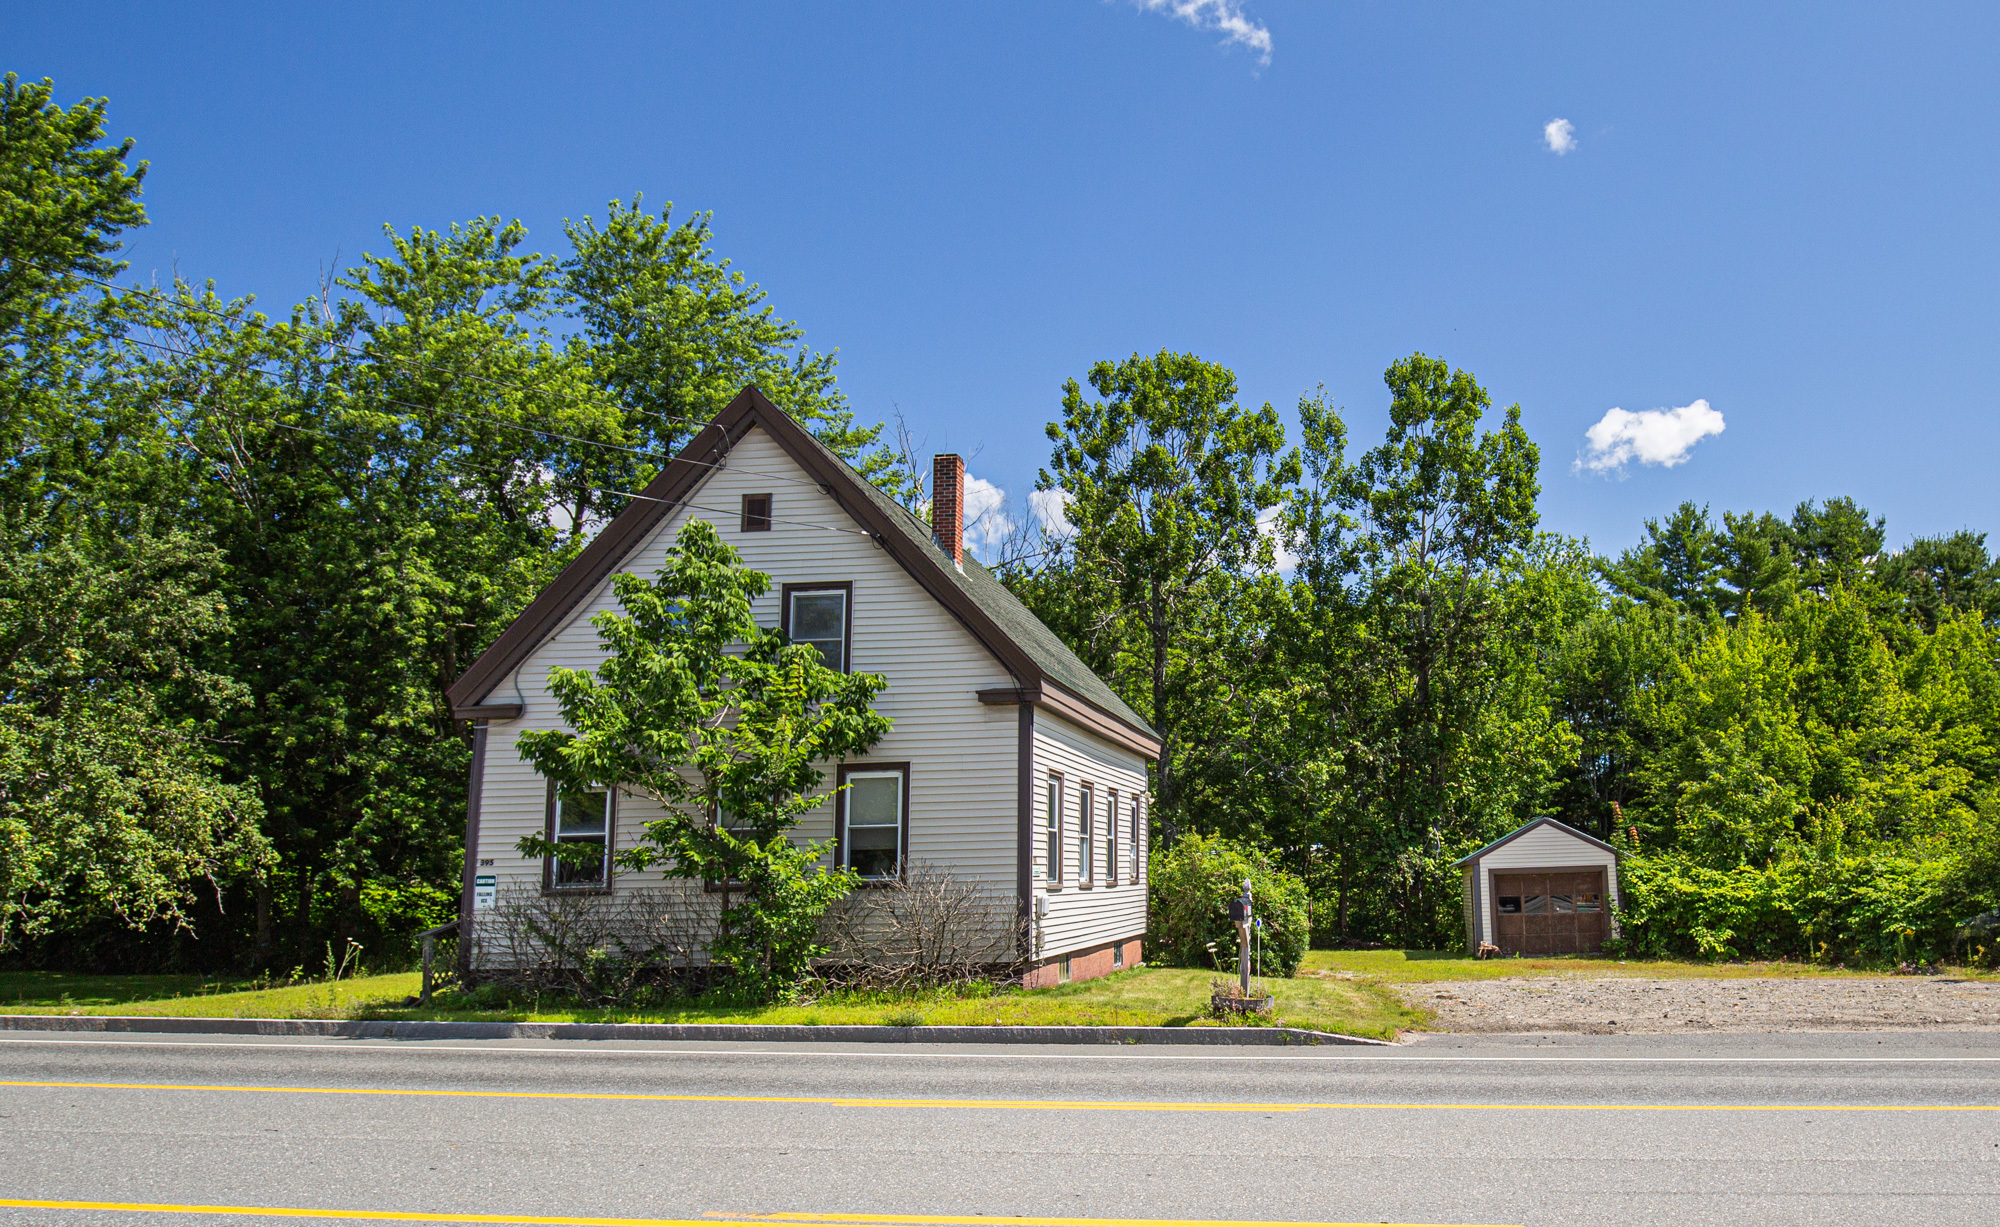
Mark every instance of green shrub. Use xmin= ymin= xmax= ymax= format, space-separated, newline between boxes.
xmin=1614 ymin=850 xmax=1993 ymax=965
xmin=1147 ymin=833 xmax=1309 ymax=976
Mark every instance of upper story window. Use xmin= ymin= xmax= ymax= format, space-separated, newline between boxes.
xmin=1106 ymin=789 xmax=1119 ymax=887
xmin=546 ymin=786 xmax=612 ymax=889
xmin=1131 ymin=798 xmax=1143 ymax=881
xmin=741 ymin=493 xmax=773 ymax=532
xmin=784 ymin=583 xmax=850 ymax=673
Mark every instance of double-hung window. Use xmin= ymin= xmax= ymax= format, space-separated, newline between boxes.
xmin=1045 ymin=774 xmax=1063 ymax=885
xmin=1078 ymin=784 xmax=1094 ymax=886
xmin=1131 ymin=799 xmax=1142 ymax=881
xmin=839 ymin=763 xmax=907 ymax=881
xmin=1106 ymin=790 xmax=1118 ymax=887
xmin=784 ymin=584 xmax=851 ymax=673
xmin=546 ymin=786 xmax=612 ymax=889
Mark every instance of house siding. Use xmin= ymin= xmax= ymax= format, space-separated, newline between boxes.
xmin=1028 ymin=709 xmax=1150 ymax=983
xmin=467 ymin=427 xmax=1023 ymax=942
xmin=1472 ymin=824 xmax=1621 ymax=948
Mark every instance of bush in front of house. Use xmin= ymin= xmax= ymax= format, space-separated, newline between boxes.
xmin=1147 ymin=833 xmax=1309 ymax=976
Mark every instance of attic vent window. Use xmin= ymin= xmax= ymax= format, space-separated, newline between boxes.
xmin=741 ymin=494 xmax=773 ymax=532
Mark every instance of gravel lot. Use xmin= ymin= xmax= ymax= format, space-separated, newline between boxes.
xmin=1401 ymin=975 xmax=2000 ymax=1033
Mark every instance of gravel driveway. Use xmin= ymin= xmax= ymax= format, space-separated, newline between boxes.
xmin=1400 ymin=975 xmax=2000 ymax=1033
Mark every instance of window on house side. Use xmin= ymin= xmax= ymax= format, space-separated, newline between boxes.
xmin=550 ymin=789 xmax=611 ymax=888
xmin=741 ymin=493 xmax=773 ymax=532
xmin=1105 ymin=789 xmax=1118 ymax=886
xmin=1078 ymin=785 xmax=1094 ymax=886
xmin=1131 ymin=799 xmax=1141 ymax=881
xmin=787 ymin=588 xmax=848 ymax=672
xmin=1045 ymin=775 xmax=1062 ymax=884
xmin=842 ymin=768 xmax=903 ymax=880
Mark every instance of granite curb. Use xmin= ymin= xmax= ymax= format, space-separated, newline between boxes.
xmin=0 ymin=1014 xmax=1393 ymax=1046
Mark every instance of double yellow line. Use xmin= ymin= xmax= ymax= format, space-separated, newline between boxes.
xmin=0 ymin=1202 xmax=1506 ymax=1227
xmin=3 ymin=1079 xmax=1996 ymax=1113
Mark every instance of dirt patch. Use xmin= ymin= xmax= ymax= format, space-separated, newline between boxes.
xmin=1397 ymin=975 xmax=2000 ymax=1033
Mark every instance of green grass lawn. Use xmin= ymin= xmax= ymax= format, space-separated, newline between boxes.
xmin=1300 ymin=948 xmax=1997 ymax=982
xmin=0 ymin=965 xmax=1421 ymax=1039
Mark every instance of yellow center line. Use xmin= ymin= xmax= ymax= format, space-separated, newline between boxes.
xmin=1 ymin=1079 xmax=1993 ymax=1113
xmin=0 ymin=1201 xmax=1504 ymax=1227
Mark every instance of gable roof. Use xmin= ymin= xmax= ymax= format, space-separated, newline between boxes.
xmin=1453 ymin=816 xmax=1621 ymax=866
xmin=446 ymin=386 xmax=1160 ymax=758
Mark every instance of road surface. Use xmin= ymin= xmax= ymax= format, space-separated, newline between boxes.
xmin=2 ymin=1028 xmax=1998 ymax=1226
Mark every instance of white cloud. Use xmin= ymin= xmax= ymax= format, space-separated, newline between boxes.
xmin=1544 ymin=117 xmax=1577 ymax=155
xmin=1134 ymin=0 xmax=1273 ymax=66
xmin=1257 ymin=504 xmax=1298 ymax=573
xmin=961 ymin=472 xmax=1015 ymax=557
xmin=1575 ymin=399 xmax=1726 ymax=475
xmin=1029 ymin=487 xmax=1075 ymax=539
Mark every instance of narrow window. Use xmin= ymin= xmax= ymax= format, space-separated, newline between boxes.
xmin=1078 ymin=785 xmax=1094 ymax=886
xmin=785 ymin=585 xmax=850 ymax=673
xmin=1044 ymin=774 xmax=1062 ymax=884
xmin=1112 ymin=943 xmax=1124 ymax=969
xmin=547 ymin=787 xmax=612 ymax=888
xmin=741 ymin=493 xmax=773 ymax=532
xmin=1105 ymin=790 xmax=1118 ymax=887
xmin=840 ymin=765 xmax=905 ymax=880
xmin=1059 ymin=954 xmax=1072 ymax=983
xmin=1552 ymin=894 xmax=1575 ymax=914
xmin=1130 ymin=799 xmax=1141 ymax=881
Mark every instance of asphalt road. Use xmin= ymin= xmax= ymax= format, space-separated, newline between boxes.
xmin=3 ymin=1029 xmax=1999 ymax=1226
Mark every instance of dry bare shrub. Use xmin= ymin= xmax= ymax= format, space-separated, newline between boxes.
xmin=467 ymin=881 xmax=720 ymax=1002
xmin=821 ymin=861 xmax=1026 ymax=989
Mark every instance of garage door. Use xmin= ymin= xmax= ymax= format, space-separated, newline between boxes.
xmin=1491 ymin=870 xmax=1607 ymax=955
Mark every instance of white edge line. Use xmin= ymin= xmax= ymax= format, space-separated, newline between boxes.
xmin=3 ymin=1035 xmax=2000 ymax=1062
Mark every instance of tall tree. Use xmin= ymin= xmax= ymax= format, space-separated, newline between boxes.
xmin=1035 ymin=350 xmax=1296 ymax=834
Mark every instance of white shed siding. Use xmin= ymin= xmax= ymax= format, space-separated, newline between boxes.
xmin=1031 ymin=712 xmax=1149 ymax=959
xmin=470 ymin=426 xmax=1021 ymax=906
xmin=1473 ymin=824 xmax=1621 ymax=946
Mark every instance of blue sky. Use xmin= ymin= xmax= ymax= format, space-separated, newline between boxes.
xmin=10 ymin=2 xmax=1998 ymax=555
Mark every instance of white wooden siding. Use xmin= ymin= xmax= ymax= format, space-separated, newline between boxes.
xmin=1031 ymin=711 xmax=1149 ymax=958
xmin=1472 ymin=824 xmax=1621 ymax=946
xmin=470 ymin=426 xmax=1022 ymax=913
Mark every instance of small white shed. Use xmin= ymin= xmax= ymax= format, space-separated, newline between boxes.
xmin=1457 ymin=817 xmax=1620 ymax=956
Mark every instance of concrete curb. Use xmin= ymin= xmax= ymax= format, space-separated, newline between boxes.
xmin=0 ymin=1014 xmax=1394 ymax=1046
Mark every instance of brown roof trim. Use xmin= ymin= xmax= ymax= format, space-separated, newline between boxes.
xmin=1453 ymin=816 xmax=1621 ymax=867
xmin=446 ymin=399 xmax=755 ymax=712
xmin=978 ymin=682 xmax=1162 ymax=760
xmin=452 ymin=702 xmax=523 ymax=721
xmin=449 ymin=387 xmax=1160 ymax=759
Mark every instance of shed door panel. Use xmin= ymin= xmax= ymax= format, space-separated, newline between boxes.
xmin=1490 ymin=870 xmax=1606 ymax=955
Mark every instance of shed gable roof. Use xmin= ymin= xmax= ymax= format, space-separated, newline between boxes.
xmin=1454 ymin=816 xmax=1621 ymax=866
xmin=446 ymin=386 xmax=1159 ymax=756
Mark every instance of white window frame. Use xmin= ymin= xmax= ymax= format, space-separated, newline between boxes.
xmin=1046 ymin=773 xmax=1063 ymax=886
xmin=1078 ymin=784 xmax=1095 ymax=887
xmin=838 ymin=763 xmax=907 ymax=882
xmin=783 ymin=583 xmax=851 ymax=674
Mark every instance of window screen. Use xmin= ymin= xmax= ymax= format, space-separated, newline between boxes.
xmin=843 ymin=770 xmax=902 ymax=879
xmin=789 ymin=589 xmax=847 ymax=672
xmin=741 ymin=494 xmax=772 ymax=532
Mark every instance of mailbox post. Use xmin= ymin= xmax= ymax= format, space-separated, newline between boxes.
xmin=1226 ymin=878 xmax=1253 ymax=999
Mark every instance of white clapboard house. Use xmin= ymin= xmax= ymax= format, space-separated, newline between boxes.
xmin=446 ymin=387 xmax=1161 ymax=986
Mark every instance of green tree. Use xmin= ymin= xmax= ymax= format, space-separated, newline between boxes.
xmin=1599 ymin=501 xmax=1725 ymax=618
xmin=0 ymin=511 xmax=271 ymax=953
xmin=517 ymin=519 xmax=891 ymax=998
xmin=1878 ymin=531 xmax=2000 ymax=631
xmin=1035 ymin=350 xmax=1296 ymax=834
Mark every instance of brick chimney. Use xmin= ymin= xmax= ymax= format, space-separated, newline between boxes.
xmin=932 ymin=453 xmax=964 ymax=568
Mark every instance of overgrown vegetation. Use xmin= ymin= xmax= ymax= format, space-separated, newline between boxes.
xmin=7 ymin=73 xmax=1999 ymax=979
